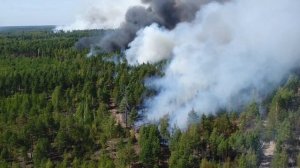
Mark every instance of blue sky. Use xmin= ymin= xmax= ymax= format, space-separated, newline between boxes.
xmin=0 ymin=0 xmax=82 ymax=26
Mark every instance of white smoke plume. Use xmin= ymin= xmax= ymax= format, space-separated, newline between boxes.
xmin=125 ymin=0 xmax=300 ymax=129
xmin=55 ymin=0 xmax=144 ymax=31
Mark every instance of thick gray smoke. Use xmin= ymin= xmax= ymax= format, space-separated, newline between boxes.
xmin=96 ymin=6 xmax=161 ymax=52
xmin=57 ymin=0 xmax=225 ymax=52
xmin=141 ymin=0 xmax=227 ymax=28
xmin=91 ymin=0 xmax=226 ymax=52
xmin=125 ymin=0 xmax=300 ymax=129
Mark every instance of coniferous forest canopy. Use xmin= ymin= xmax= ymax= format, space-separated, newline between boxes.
xmin=0 ymin=27 xmax=300 ymax=168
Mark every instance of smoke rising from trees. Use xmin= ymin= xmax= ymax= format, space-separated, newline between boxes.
xmin=126 ymin=0 xmax=300 ymax=128
xmin=57 ymin=0 xmax=225 ymax=52
xmin=95 ymin=0 xmax=226 ymax=52
xmin=59 ymin=0 xmax=300 ymax=129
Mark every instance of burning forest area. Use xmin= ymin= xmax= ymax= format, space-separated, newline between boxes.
xmin=1 ymin=0 xmax=300 ymax=167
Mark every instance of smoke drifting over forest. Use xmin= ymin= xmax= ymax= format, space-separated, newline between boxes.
xmin=57 ymin=0 xmax=226 ymax=52
xmin=62 ymin=0 xmax=300 ymax=129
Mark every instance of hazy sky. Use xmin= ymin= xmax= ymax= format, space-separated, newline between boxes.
xmin=0 ymin=0 xmax=83 ymax=26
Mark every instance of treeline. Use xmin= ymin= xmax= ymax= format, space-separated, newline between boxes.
xmin=0 ymin=29 xmax=102 ymax=58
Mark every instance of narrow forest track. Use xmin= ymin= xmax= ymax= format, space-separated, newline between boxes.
xmin=109 ymin=99 xmax=127 ymax=128
xmin=108 ymin=98 xmax=140 ymax=141
xmin=259 ymin=141 xmax=275 ymax=168
xmin=108 ymin=99 xmax=170 ymax=167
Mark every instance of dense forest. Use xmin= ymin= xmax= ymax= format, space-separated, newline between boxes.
xmin=0 ymin=27 xmax=300 ymax=168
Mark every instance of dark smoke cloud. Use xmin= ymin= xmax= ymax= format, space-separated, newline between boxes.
xmin=142 ymin=0 xmax=226 ymax=28
xmin=144 ymin=0 xmax=180 ymax=29
xmin=96 ymin=6 xmax=161 ymax=52
xmin=92 ymin=0 xmax=226 ymax=53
